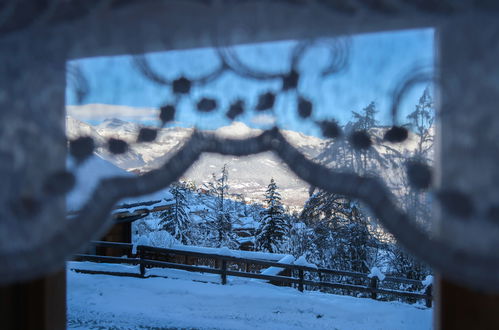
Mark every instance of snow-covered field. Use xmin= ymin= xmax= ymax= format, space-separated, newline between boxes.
xmin=67 ymin=269 xmax=432 ymax=330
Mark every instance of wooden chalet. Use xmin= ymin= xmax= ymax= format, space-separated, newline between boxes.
xmin=95 ymin=200 xmax=174 ymax=256
xmin=96 ymin=200 xmax=261 ymax=255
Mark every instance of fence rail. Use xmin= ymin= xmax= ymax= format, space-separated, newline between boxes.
xmin=72 ymin=241 xmax=432 ymax=307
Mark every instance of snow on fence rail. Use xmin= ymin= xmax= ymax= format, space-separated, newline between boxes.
xmin=72 ymin=241 xmax=433 ymax=307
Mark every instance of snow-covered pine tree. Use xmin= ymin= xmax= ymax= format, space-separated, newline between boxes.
xmin=352 ymin=101 xmax=378 ymax=131
xmin=256 ymin=178 xmax=289 ymax=253
xmin=338 ymin=199 xmax=372 ymax=274
xmin=159 ymin=182 xmax=192 ymax=244
xmin=318 ymin=101 xmax=394 ymax=175
xmin=407 ymin=86 xmax=434 ymax=158
xmin=204 ymin=164 xmax=236 ymax=248
xmin=300 ymin=190 xmax=375 ymax=273
xmin=388 ymin=243 xmax=430 ymax=281
xmin=386 ymin=87 xmax=434 ymax=281
xmin=399 ymin=87 xmax=434 ymax=226
xmin=351 ymin=101 xmax=388 ymax=174
xmin=299 ymin=191 xmax=342 ymax=268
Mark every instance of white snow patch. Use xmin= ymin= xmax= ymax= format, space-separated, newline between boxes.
xmin=68 ymin=261 xmax=137 ymax=274
xmin=218 ymin=246 xmax=234 ymax=257
xmin=368 ymin=267 xmax=386 ymax=281
xmin=214 ymin=121 xmax=259 ymax=138
xmin=261 ymin=255 xmax=295 ymax=276
xmin=132 ymin=232 xmax=178 ymax=253
xmin=294 ymin=255 xmax=317 ymax=269
xmin=113 ymin=198 xmax=175 ymax=214
xmin=119 ymin=188 xmax=173 ymax=207
xmin=422 ymin=275 xmax=433 ymax=287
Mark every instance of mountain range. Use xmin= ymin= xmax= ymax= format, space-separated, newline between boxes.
xmin=66 ymin=115 xmax=325 ymax=209
xmin=66 ymin=104 xmax=430 ymax=209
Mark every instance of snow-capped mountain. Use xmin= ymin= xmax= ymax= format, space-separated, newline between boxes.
xmin=66 ymin=110 xmax=432 ymax=209
xmin=66 ymin=116 xmax=325 ymax=208
xmin=94 ymin=118 xmax=193 ymax=170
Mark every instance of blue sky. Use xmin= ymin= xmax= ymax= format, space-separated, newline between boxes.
xmin=66 ymin=28 xmax=434 ymax=137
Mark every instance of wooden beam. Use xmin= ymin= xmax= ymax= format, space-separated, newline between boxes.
xmin=436 ymin=277 xmax=499 ymax=330
xmin=6 ymin=0 xmax=499 ymax=43
xmin=0 ymin=27 xmax=67 ymax=329
xmin=0 ymin=269 xmax=66 ymax=330
xmin=437 ymin=15 xmax=499 ymax=330
xmin=2 ymin=1 xmax=447 ymax=60
xmin=0 ymin=29 xmax=67 ymax=284
xmin=64 ymin=0 xmax=438 ymax=59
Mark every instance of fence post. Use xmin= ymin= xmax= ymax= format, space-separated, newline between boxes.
xmin=298 ymin=269 xmax=304 ymax=292
xmin=425 ymin=284 xmax=433 ymax=308
xmin=369 ymin=276 xmax=378 ymax=300
xmin=221 ymin=259 xmax=227 ymax=285
xmin=138 ymin=246 xmax=146 ymax=278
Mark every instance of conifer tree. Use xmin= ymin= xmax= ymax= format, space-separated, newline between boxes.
xmin=204 ymin=164 xmax=236 ymax=247
xmin=407 ymin=86 xmax=434 ymax=158
xmin=300 ymin=190 xmax=373 ymax=272
xmin=399 ymin=87 xmax=435 ymax=225
xmin=256 ymin=178 xmax=289 ymax=253
xmin=159 ymin=182 xmax=191 ymax=244
xmin=319 ymin=101 xmax=393 ymax=175
xmin=352 ymin=101 xmax=379 ymax=131
xmin=388 ymin=87 xmax=433 ymax=279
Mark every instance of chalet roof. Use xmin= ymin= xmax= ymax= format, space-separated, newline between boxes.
xmin=68 ymin=154 xmax=173 ymax=214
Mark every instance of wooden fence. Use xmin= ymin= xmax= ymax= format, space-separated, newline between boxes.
xmin=72 ymin=241 xmax=433 ymax=307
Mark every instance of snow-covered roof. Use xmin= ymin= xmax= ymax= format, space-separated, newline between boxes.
xmin=67 ymin=154 xmax=173 ymax=212
xmin=67 ymin=154 xmax=130 ymax=212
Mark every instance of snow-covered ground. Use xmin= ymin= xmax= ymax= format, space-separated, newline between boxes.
xmin=67 ymin=268 xmax=432 ymax=330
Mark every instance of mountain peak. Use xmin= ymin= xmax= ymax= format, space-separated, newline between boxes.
xmin=214 ymin=121 xmax=260 ymax=138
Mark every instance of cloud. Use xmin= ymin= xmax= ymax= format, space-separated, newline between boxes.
xmin=67 ymin=104 xmax=158 ymax=123
xmin=250 ymin=114 xmax=276 ymax=126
